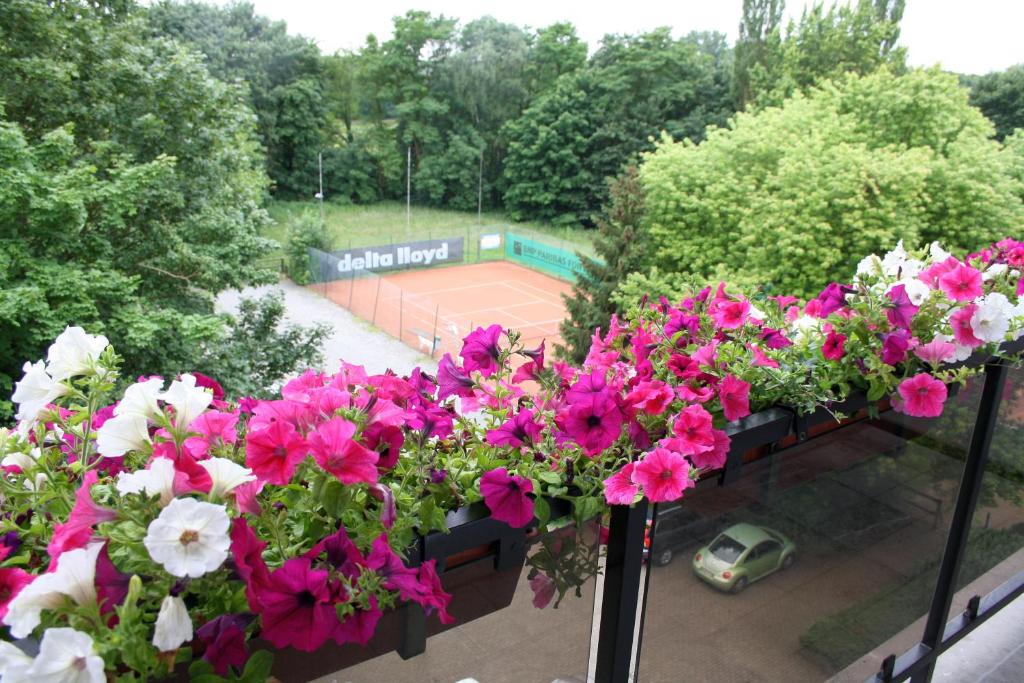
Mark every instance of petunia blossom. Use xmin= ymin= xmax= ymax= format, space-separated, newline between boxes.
xmin=881 ymin=330 xmax=910 ymax=365
xmin=114 ymin=377 xmax=164 ymax=421
xmin=153 ymin=595 xmax=193 ymax=652
xmin=660 ymin=405 xmax=714 ymax=456
xmin=485 ymin=409 xmax=543 ymax=447
xmin=197 ymin=615 xmax=251 ymax=675
xmin=479 ymin=467 xmax=534 ymax=528
xmin=631 ymin=448 xmax=694 ymax=503
xmin=116 ymin=457 xmax=177 ymax=506
xmin=897 ymin=374 xmax=948 ymax=418
xmin=886 ymin=284 xmax=919 ymax=330
xmin=159 ymin=374 xmax=213 ymax=431
xmin=245 ymin=420 xmax=309 ymax=486
xmin=914 ymin=338 xmax=957 ymax=367
xmin=45 ymin=327 xmax=109 ymax=381
xmin=199 ymin=458 xmax=257 ymax=500
xmin=97 ymin=413 xmax=151 ymax=458
xmin=143 ymin=498 xmax=230 ymax=578
xmin=718 ymin=375 xmax=751 ymax=422
xmin=624 ymin=380 xmax=674 ymax=416
xmin=4 ymin=543 xmax=103 ymax=638
xmin=436 ymin=354 xmax=476 ymax=400
xmin=12 ymin=360 xmax=65 ymax=424
xmin=0 ymin=568 xmax=32 ymax=622
xmin=253 ymin=558 xmax=337 ymax=652
xmin=602 ymin=463 xmax=639 ymax=505
xmin=529 ymin=573 xmax=557 ymax=609
xmin=307 ymin=418 xmax=379 ymax=485
xmin=950 ymin=305 xmax=983 ymax=348
xmin=559 ymin=394 xmax=624 ymax=456
xmin=47 ymin=471 xmax=116 ymax=560
xmin=939 ymin=263 xmax=983 ymax=302
xmin=26 ymin=628 xmax=105 ymax=683
xmin=459 ymin=324 xmax=504 ymax=377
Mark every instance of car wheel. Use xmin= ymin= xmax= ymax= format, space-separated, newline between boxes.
xmin=654 ymin=549 xmax=673 ymax=566
xmin=731 ymin=577 xmax=748 ymax=594
xmin=782 ymin=554 xmax=795 ymax=570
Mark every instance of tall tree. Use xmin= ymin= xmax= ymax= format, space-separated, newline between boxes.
xmin=560 ymin=166 xmax=648 ymax=363
xmin=525 ymin=22 xmax=588 ymax=99
xmin=963 ymin=65 xmax=1024 ymax=141
xmin=734 ymin=0 xmax=785 ymax=109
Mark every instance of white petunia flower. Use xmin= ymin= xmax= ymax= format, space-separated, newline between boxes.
xmin=116 ymin=457 xmax=176 ymax=506
xmin=790 ymin=315 xmax=820 ymax=343
xmin=26 ymin=628 xmax=105 ymax=683
xmin=971 ymin=293 xmax=1013 ymax=344
xmin=159 ymin=374 xmax=213 ymax=431
xmin=199 ymin=458 xmax=256 ymax=499
xmin=983 ymin=263 xmax=1008 ymax=281
xmin=114 ymin=377 xmax=164 ymax=421
xmin=45 ymin=327 xmax=109 ymax=382
xmin=96 ymin=413 xmax=151 ymax=458
xmin=0 ymin=640 xmax=34 ymax=682
xmin=4 ymin=544 xmax=102 ymax=638
xmin=2 ymin=446 xmax=41 ymax=473
xmin=897 ymin=278 xmax=931 ymax=307
xmin=153 ymin=595 xmax=193 ymax=652
xmin=856 ymin=253 xmax=883 ymax=279
xmin=929 ymin=241 xmax=952 ymax=263
xmin=11 ymin=360 xmax=66 ymax=424
xmin=143 ymin=497 xmax=230 ymax=578
xmin=881 ymin=240 xmax=908 ymax=277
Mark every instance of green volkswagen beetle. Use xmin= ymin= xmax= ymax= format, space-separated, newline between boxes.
xmin=691 ymin=523 xmax=796 ymax=593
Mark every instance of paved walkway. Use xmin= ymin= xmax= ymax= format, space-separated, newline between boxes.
xmin=215 ymin=279 xmax=437 ymax=378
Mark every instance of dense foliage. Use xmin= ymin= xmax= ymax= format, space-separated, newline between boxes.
xmin=641 ymin=68 xmax=1024 ymax=299
xmin=0 ymin=0 xmax=324 ymax=421
xmin=3 ymin=238 xmax=1023 ymax=679
xmin=962 ymin=64 xmax=1024 ymax=141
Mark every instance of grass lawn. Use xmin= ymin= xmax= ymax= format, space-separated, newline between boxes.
xmin=264 ymin=200 xmax=596 ymax=262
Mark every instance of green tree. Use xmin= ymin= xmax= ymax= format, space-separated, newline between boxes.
xmin=641 ymin=68 xmax=1024 ymax=298
xmin=559 ymin=166 xmax=648 ymax=363
xmin=963 ymin=65 xmax=1024 ymax=141
xmin=734 ymin=0 xmax=785 ymax=109
xmin=525 ymin=22 xmax=588 ymax=99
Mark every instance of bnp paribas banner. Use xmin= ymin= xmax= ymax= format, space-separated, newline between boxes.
xmin=331 ymin=237 xmax=464 ymax=274
xmin=505 ymin=232 xmax=585 ymax=281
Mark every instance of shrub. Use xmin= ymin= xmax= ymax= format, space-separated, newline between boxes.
xmin=285 ymin=211 xmax=331 ymax=284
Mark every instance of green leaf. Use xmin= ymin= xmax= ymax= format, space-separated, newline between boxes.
xmin=533 ymin=495 xmax=550 ymax=530
xmin=239 ymin=650 xmax=274 ymax=683
xmin=537 ymin=471 xmax=562 ymax=486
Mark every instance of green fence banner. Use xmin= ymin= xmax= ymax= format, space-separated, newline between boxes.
xmin=505 ymin=232 xmax=586 ymax=281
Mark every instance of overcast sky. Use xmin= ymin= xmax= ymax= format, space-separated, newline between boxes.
xmin=204 ymin=0 xmax=1022 ymax=75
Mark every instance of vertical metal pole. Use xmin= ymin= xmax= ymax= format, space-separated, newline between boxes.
xmin=911 ymin=360 xmax=1008 ymax=683
xmin=477 ymin=146 xmax=483 ymax=226
xmin=430 ymin=305 xmax=440 ymax=357
xmin=371 ymin=277 xmax=383 ymax=325
xmin=399 ymin=290 xmax=404 ymax=340
xmin=318 ymin=152 xmax=325 ymax=227
xmin=347 ymin=267 xmax=355 ymax=309
xmin=595 ymin=500 xmax=649 ymax=683
xmin=406 ymin=146 xmax=412 ymax=234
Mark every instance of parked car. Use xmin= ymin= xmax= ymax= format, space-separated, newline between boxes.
xmin=643 ymin=502 xmax=718 ymax=567
xmin=691 ymin=523 xmax=796 ymax=593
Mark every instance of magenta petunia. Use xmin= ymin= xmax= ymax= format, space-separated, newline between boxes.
xmin=47 ymin=471 xmax=117 ymax=560
xmin=486 ymin=409 xmax=544 ymax=447
xmin=231 ymin=519 xmax=271 ymax=609
xmin=748 ymin=344 xmax=779 ymax=368
xmin=881 ymin=330 xmax=910 ymax=365
xmin=519 ymin=339 xmax=546 ymax=370
xmin=822 ymin=331 xmax=847 ymax=362
xmin=407 ymin=405 xmax=454 ymax=439
xmin=245 ymin=420 xmax=309 ymax=485
xmin=914 ymin=338 xmax=956 ymax=367
xmin=939 ymin=263 xmax=983 ymax=302
xmin=364 ymin=534 xmax=422 ymax=600
xmin=197 ymin=615 xmax=251 ymax=675
xmin=361 ymin=423 xmax=404 ymax=471
xmin=479 ymin=467 xmax=534 ymax=528
xmin=886 ymin=284 xmax=919 ymax=330
xmin=625 ymin=380 xmax=674 ymax=415
xmin=602 ymin=462 xmax=639 ymax=505
xmin=689 ymin=429 xmax=730 ymax=470
xmin=920 ymin=256 xmax=960 ymax=288
xmin=559 ymin=394 xmax=624 ymax=456
xmin=95 ymin=544 xmax=132 ymax=614
xmin=414 ymin=560 xmax=454 ymax=625
xmin=815 ymin=283 xmax=849 ymax=317
xmin=760 ymin=327 xmax=793 ymax=349
xmin=307 ymin=418 xmax=379 ymax=485
xmin=631 ymin=448 xmax=694 ymax=503
xmin=436 ymin=353 xmax=476 ymax=400
xmin=718 ymin=375 xmax=751 ymax=422
xmin=950 ymin=305 xmax=983 ymax=347
xmin=186 ymin=410 xmax=239 ymax=456
xmin=305 ymin=526 xmax=365 ymax=580
xmin=709 ymin=293 xmax=750 ymax=330
xmin=0 ymin=567 xmax=32 ymax=621
xmin=459 ymin=324 xmax=504 ymax=377
xmin=253 ymin=557 xmax=338 ymax=652
xmin=334 ymin=596 xmax=383 ymax=646
xmin=661 ymin=404 xmax=715 ymax=456
xmin=897 ymin=373 xmax=948 ymax=417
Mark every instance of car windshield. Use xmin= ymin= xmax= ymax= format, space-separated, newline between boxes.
xmin=709 ymin=534 xmax=746 ymax=563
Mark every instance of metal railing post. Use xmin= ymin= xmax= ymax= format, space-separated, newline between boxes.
xmin=909 ymin=359 xmax=1008 ymax=683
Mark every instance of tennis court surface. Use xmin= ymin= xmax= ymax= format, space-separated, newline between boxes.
xmin=314 ymin=261 xmax=572 ymax=360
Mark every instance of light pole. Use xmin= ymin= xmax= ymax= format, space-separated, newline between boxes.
xmin=314 ymin=151 xmax=325 ymax=227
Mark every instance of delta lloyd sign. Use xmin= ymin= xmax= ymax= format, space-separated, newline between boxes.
xmin=332 ymin=237 xmax=464 ymax=273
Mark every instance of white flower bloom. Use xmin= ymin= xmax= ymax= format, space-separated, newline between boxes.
xmin=116 ymin=457 xmax=176 ymax=506
xmin=856 ymin=253 xmax=883 ymax=279
xmin=0 ymin=640 xmax=35 ymax=682
xmin=45 ymin=327 xmax=109 ymax=382
xmin=96 ymin=413 xmax=151 ymax=458
xmin=983 ymin=263 xmax=1008 ymax=281
xmin=2 ymin=446 xmax=41 ymax=472
xmin=144 ymin=497 xmax=230 ymax=578
xmin=199 ymin=458 xmax=256 ymax=499
xmin=4 ymin=544 xmax=102 ymax=638
xmin=971 ymin=293 xmax=1012 ymax=344
xmin=114 ymin=377 xmax=164 ymax=421
xmin=153 ymin=595 xmax=193 ymax=651
xmin=881 ymin=240 xmax=908 ymax=277
xmin=748 ymin=303 xmax=766 ymax=320
xmin=929 ymin=241 xmax=952 ymax=263
xmin=790 ymin=315 xmax=820 ymax=343
xmin=896 ymin=278 xmax=931 ymax=307
xmin=159 ymin=374 xmax=212 ymax=431
xmin=11 ymin=360 xmax=66 ymax=423
xmin=26 ymin=628 xmax=105 ymax=683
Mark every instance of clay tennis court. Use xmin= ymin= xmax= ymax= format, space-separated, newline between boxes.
xmin=314 ymin=261 xmax=572 ymax=360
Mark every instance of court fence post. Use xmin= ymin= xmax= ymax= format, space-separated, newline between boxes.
xmin=347 ymin=267 xmax=354 ymax=309
xmin=371 ymin=276 xmax=382 ymax=325
xmin=398 ymin=290 xmax=404 ymax=341
xmin=430 ymin=305 xmax=439 ymax=358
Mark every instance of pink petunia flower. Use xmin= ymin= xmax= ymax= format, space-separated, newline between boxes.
xmin=196 ymin=615 xmax=251 ymax=675
xmin=47 ymin=471 xmax=117 ymax=560
xmin=245 ymin=421 xmax=309 ymax=486
xmin=307 ymin=418 xmax=379 ymax=485
xmin=252 ymin=558 xmax=338 ymax=652
xmin=486 ymin=409 xmax=544 ymax=447
xmin=631 ymin=448 xmax=695 ymax=503
xmin=459 ymin=324 xmax=504 ymax=377
xmin=949 ymin=304 xmax=983 ymax=348
xmin=881 ymin=330 xmax=910 ymax=365
xmin=939 ymin=263 xmax=983 ymax=302
xmin=748 ymin=344 xmax=779 ymax=368
xmin=231 ymin=519 xmax=271 ymax=608
xmin=718 ymin=375 xmax=751 ymax=422
xmin=413 ymin=560 xmax=454 ymax=625
xmin=479 ymin=467 xmax=534 ymax=528
xmin=709 ymin=298 xmax=750 ymax=330
xmin=689 ymin=429 xmax=730 ymax=470
xmin=897 ymin=374 xmax=949 ymax=418
xmin=886 ymin=284 xmax=919 ymax=330
xmin=334 ymin=596 xmax=384 ymax=646
xmin=364 ymin=535 xmax=421 ymax=600
xmin=436 ymin=354 xmax=476 ymax=400
xmin=815 ymin=283 xmax=849 ymax=317
xmin=919 ymin=256 xmax=960 ymax=289
xmin=661 ymin=405 xmax=715 ymax=456
xmin=625 ymin=380 xmax=674 ymax=416
xmin=603 ymin=462 xmax=639 ymax=505
xmin=0 ymin=568 xmax=32 ymax=622
xmin=760 ymin=327 xmax=793 ymax=349
xmin=914 ymin=338 xmax=956 ymax=367
xmin=559 ymin=394 xmax=624 ymax=456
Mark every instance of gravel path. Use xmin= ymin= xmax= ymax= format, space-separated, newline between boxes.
xmin=215 ymin=279 xmax=437 ymax=377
